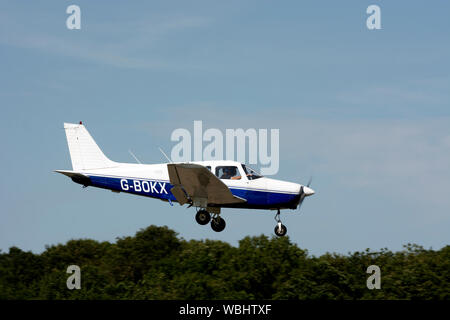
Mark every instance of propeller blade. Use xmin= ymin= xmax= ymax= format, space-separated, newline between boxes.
xmin=297 ymin=186 xmax=306 ymax=209
xmin=307 ymin=176 xmax=313 ymax=187
xmin=297 ymin=181 xmax=315 ymax=210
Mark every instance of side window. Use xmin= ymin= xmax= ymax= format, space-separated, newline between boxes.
xmin=215 ymin=166 xmax=241 ymax=180
xmin=206 ymin=166 xmax=211 ymax=171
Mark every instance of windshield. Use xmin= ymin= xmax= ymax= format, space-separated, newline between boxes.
xmin=242 ymin=164 xmax=263 ymax=180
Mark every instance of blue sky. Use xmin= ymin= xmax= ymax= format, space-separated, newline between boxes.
xmin=1 ymin=1 xmax=449 ymax=255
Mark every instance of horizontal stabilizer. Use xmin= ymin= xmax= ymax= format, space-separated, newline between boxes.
xmin=54 ymin=170 xmax=91 ymax=186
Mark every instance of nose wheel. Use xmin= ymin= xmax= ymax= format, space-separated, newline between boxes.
xmin=274 ymin=210 xmax=287 ymax=237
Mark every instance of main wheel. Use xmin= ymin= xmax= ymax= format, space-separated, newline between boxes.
xmin=211 ymin=216 xmax=226 ymax=232
xmin=195 ymin=210 xmax=211 ymax=225
xmin=274 ymin=223 xmax=287 ymax=237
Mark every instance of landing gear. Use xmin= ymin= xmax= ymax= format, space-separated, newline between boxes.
xmin=274 ymin=209 xmax=287 ymax=237
xmin=210 ymin=215 xmax=226 ymax=232
xmin=274 ymin=223 xmax=287 ymax=237
xmin=195 ymin=209 xmax=226 ymax=232
xmin=195 ymin=209 xmax=211 ymax=225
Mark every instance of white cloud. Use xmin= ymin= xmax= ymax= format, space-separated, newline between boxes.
xmin=336 ymin=85 xmax=446 ymax=106
xmin=0 ymin=13 xmax=211 ymax=69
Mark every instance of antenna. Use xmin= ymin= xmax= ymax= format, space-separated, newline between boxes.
xmin=158 ymin=147 xmax=173 ymax=163
xmin=128 ymin=150 xmax=142 ymax=164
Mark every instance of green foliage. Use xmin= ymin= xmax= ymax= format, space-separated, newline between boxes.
xmin=0 ymin=226 xmax=448 ymax=300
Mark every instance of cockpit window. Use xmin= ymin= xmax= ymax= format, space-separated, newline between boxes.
xmin=216 ymin=166 xmax=241 ymax=180
xmin=242 ymin=164 xmax=263 ymax=180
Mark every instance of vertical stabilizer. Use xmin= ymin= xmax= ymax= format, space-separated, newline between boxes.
xmin=64 ymin=123 xmax=116 ymax=171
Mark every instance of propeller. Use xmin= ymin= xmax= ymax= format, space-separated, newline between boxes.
xmin=297 ymin=177 xmax=315 ymax=210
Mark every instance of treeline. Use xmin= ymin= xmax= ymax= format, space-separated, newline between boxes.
xmin=0 ymin=225 xmax=448 ymax=299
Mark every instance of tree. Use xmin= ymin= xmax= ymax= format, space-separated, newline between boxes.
xmin=0 ymin=226 xmax=448 ymax=300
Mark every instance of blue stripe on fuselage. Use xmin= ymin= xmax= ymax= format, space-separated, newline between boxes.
xmin=87 ymin=175 xmax=297 ymax=208
xmin=88 ymin=175 xmax=176 ymax=201
xmin=228 ymin=187 xmax=297 ymax=207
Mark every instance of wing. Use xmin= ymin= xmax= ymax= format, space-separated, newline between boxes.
xmin=167 ymin=163 xmax=246 ymax=206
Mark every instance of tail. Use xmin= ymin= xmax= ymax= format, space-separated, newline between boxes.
xmin=63 ymin=122 xmax=117 ymax=171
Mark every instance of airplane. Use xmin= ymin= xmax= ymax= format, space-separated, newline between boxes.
xmin=55 ymin=122 xmax=315 ymax=236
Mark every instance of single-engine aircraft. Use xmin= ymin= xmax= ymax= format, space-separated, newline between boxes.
xmin=55 ymin=122 xmax=315 ymax=236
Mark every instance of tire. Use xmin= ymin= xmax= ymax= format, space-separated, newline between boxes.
xmin=211 ymin=217 xmax=226 ymax=232
xmin=274 ymin=224 xmax=287 ymax=237
xmin=195 ymin=210 xmax=211 ymax=225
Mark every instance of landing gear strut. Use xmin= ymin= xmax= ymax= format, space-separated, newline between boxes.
xmin=274 ymin=209 xmax=287 ymax=237
xmin=195 ymin=209 xmax=211 ymax=225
